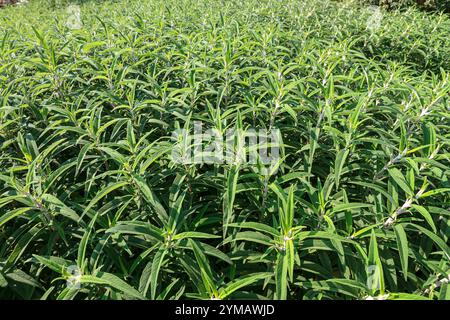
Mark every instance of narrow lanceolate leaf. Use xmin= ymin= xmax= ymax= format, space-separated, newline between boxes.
xmin=219 ymin=273 xmax=272 ymax=299
xmin=350 ymin=181 xmax=395 ymax=205
xmin=189 ymin=239 xmax=218 ymax=298
xmin=132 ymin=174 xmax=168 ymax=223
xmin=127 ymin=120 xmax=136 ymax=150
xmin=331 ymin=202 xmax=372 ymax=214
xmin=223 ymin=231 xmax=273 ymax=247
xmin=81 ymin=181 xmax=129 ymax=219
xmin=75 ymin=143 xmax=92 ymax=176
xmin=275 ymin=251 xmax=288 ymax=300
xmin=286 ymin=239 xmax=295 ymax=282
xmin=6 ymin=269 xmax=44 ymax=290
xmin=296 ymin=279 xmax=365 ymax=298
xmin=411 ymin=205 xmax=436 ymax=233
xmin=406 ymin=224 xmax=450 ymax=260
xmin=418 ymin=188 xmax=450 ymax=199
xmin=0 ymin=273 xmax=7 ymax=288
xmin=393 ymin=224 xmax=409 ymax=282
xmin=107 ymin=221 xmax=164 ymax=242
xmin=172 ymin=232 xmax=220 ymax=241
xmin=388 ymin=168 xmax=414 ymax=196
xmin=80 ymin=273 xmax=145 ymax=300
xmin=298 ymin=231 xmax=355 ymax=244
xmin=367 ymin=230 xmax=385 ymax=295
xmin=5 ymin=224 xmax=43 ymax=268
xmin=281 ymin=185 xmax=295 ymax=233
xmin=0 ymin=207 xmax=34 ymax=228
xmin=226 ymin=222 xmax=279 ymax=237
xmin=41 ymin=193 xmax=80 ymax=222
xmin=422 ymin=122 xmax=436 ymax=157
xmin=388 ymin=293 xmax=430 ymax=300
xmin=438 ymin=283 xmax=450 ymax=300
xmin=334 ymin=148 xmax=349 ymax=189
xmin=77 ymin=212 xmax=99 ymax=271
xmin=223 ymin=165 xmax=239 ymax=238
xmin=139 ymin=260 xmax=153 ymax=297
xmin=32 ymin=255 xmax=71 ymax=274
xmin=150 ymin=246 xmax=168 ymax=300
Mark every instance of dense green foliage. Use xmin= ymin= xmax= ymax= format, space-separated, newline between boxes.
xmin=0 ymin=0 xmax=449 ymax=300
xmin=360 ymin=0 xmax=450 ymax=12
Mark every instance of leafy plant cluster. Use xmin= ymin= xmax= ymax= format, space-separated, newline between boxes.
xmin=0 ymin=0 xmax=449 ymax=300
xmin=355 ymin=0 xmax=450 ymax=12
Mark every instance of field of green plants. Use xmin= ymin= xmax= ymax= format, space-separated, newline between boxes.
xmin=0 ymin=0 xmax=449 ymax=300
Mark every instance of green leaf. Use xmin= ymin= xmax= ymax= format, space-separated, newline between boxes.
xmin=0 ymin=273 xmax=8 ymax=288
xmin=227 ymin=222 xmax=279 ymax=237
xmin=132 ymin=174 xmax=168 ymax=223
xmin=388 ymin=293 xmax=429 ymax=300
xmin=80 ymin=181 xmax=129 ymax=219
xmin=411 ymin=204 xmax=437 ymax=233
xmin=172 ymin=232 xmax=220 ymax=241
xmin=223 ymin=165 xmax=239 ymax=238
xmin=419 ymin=188 xmax=450 ymax=199
xmin=32 ymin=255 xmax=71 ymax=274
xmin=41 ymin=193 xmax=80 ymax=222
xmin=80 ymin=272 xmax=145 ymax=300
xmin=0 ymin=207 xmax=34 ymax=228
xmin=219 ymin=273 xmax=272 ymax=299
xmin=107 ymin=221 xmax=164 ymax=242
xmin=388 ymin=168 xmax=414 ymax=196
xmin=223 ymin=231 xmax=273 ymax=247
xmin=367 ymin=230 xmax=385 ymax=295
xmin=296 ymin=279 xmax=365 ymax=298
xmin=275 ymin=251 xmax=288 ymax=300
xmin=334 ymin=149 xmax=349 ymax=189
xmin=406 ymin=224 xmax=450 ymax=259
xmin=422 ymin=122 xmax=436 ymax=157
xmin=331 ymin=202 xmax=372 ymax=214
xmin=77 ymin=212 xmax=99 ymax=271
xmin=150 ymin=246 xmax=168 ymax=300
xmin=393 ymin=224 xmax=409 ymax=282
xmin=189 ymin=239 xmax=218 ymax=298
xmin=76 ymin=143 xmax=92 ymax=176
